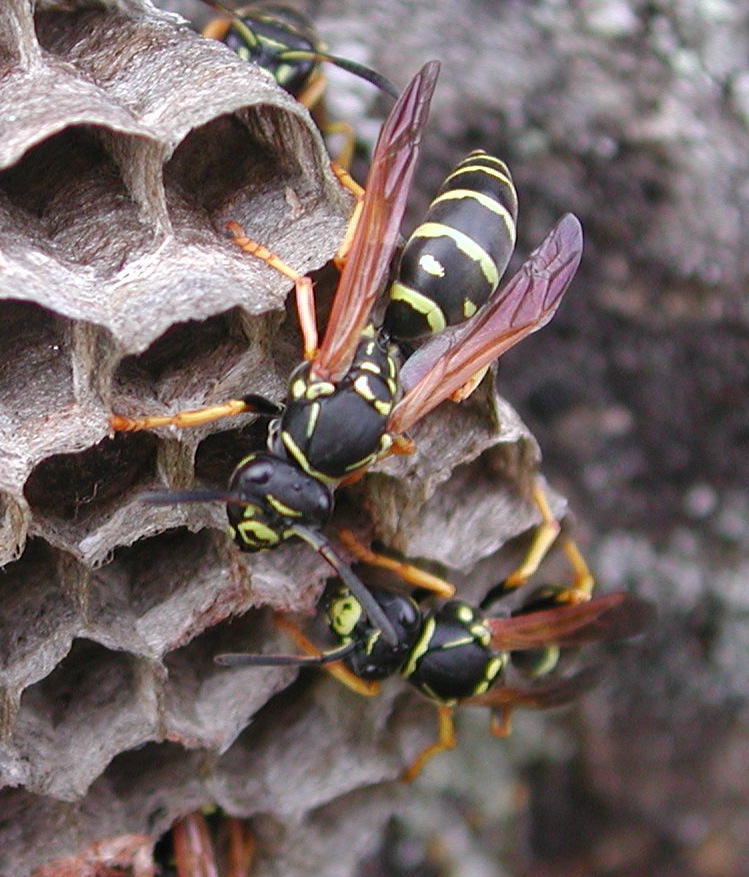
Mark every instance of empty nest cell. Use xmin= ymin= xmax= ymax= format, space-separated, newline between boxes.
xmin=103 ymin=526 xmax=246 ymax=655
xmin=0 ymin=124 xmax=157 ymax=276
xmin=24 ymin=432 xmax=159 ymax=523
xmin=0 ymin=539 xmax=81 ymax=697
xmin=14 ymin=638 xmax=158 ymax=799
xmin=161 ymin=609 xmax=293 ymax=751
xmin=0 ymin=301 xmax=73 ymax=436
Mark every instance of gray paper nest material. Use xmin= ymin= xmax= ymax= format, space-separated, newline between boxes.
xmin=0 ymin=3 xmax=560 ymax=875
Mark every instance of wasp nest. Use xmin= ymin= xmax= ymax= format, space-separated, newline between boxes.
xmin=0 ymin=2 xmax=556 ymax=875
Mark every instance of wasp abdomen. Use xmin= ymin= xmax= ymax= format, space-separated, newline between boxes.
xmin=384 ymin=151 xmax=518 ymax=340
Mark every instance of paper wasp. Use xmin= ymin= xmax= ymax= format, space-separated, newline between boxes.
xmin=121 ymin=63 xmax=441 ymax=644
xmin=113 ymin=62 xmax=582 ymax=638
xmin=216 ymin=522 xmax=655 ymax=781
xmin=198 ymin=0 xmax=397 ymax=167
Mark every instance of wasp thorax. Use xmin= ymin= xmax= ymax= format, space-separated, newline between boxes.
xmin=267 ymin=331 xmax=400 ymax=482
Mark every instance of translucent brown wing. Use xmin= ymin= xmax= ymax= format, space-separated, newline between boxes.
xmin=484 ymin=592 xmax=655 ymax=652
xmin=311 ymin=60 xmax=440 ymax=382
xmin=464 ymin=664 xmax=605 ymax=712
xmin=389 ymin=212 xmax=583 ymax=434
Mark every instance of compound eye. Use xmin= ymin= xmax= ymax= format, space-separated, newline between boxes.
xmin=246 ymin=460 xmax=273 ymax=484
xmin=232 ymin=454 xmax=274 ymax=491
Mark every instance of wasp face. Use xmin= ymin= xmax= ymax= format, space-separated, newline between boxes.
xmin=226 ymin=452 xmax=333 ymax=551
xmin=326 ymin=585 xmax=422 ymax=681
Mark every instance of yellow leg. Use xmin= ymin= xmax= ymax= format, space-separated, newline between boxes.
xmin=330 ymin=160 xmax=365 ymax=199
xmin=298 ymin=69 xmax=356 ymax=171
xmin=323 ymin=120 xmax=356 ymax=172
xmin=503 ymin=480 xmax=594 ymax=604
xmin=449 ymin=364 xmax=490 ymax=403
xmin=109 ymin=399 xmax=255 ymax=432
xmin=557 ymin=537 xmax=595 ymax=603
xmin=201 ymin=16 xmax=232 ymax=41
xmin=390 ymin=433 xmax=415 ymax=455
xmin=272 ymin=613 xmax=380 ymax=697
xmin=329 ymin=162 xmax=365 ymax=271
xmin=296 ymin=69 xmax=327 ymax=112
xmin=401 ymin=705 xmax=456 ymax=783
xmin=301 ymin=76 xmax=356 ymax=169
xmin=337 ymin=529 xmax=455 ymax=598
xmin=502 ymin=481 xmax=562 ymax=590
xmin=226 ymin=221 xmax=318 ymax=361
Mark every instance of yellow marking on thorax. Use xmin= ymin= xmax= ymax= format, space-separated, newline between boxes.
xmin=401 ymin=617 xmax=435 ymax=679
xmin=279 ymin=431 xmax=338 ymax=484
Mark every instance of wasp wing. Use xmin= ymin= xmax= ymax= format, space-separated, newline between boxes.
xmin=484 ymin=592 xmax=655 ymax=652
xmin=389 ymin=212 xmax=583 ymax=434
xmin=312 ymin=60 xmax=440 ymax=382
xmin=464 ymin=664 xmax=604 ymax=712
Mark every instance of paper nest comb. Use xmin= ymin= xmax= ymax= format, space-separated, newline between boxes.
xmin=0 ymin=2 xmax=555 ymax=874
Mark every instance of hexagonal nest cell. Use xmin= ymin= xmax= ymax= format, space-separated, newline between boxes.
xmin=0 ymin=2 xmax=565 ymax=875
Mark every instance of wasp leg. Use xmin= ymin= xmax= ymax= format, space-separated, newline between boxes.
xmin=329 ymin=162 xmax=365 ymax=270
xmin=389 ymin=433 xmax=415 ymax=455
xmin=226 ymin=220 xmax=318 ymax=361
xmin=329 ymin=161 xmax=365 ymax=199
xmin=502 ymin=480 xmax=562 ymax=591
xmin=296 ymin=67 xmax=327 ymax=112
xmin=201 ymin=16 xmax=232 ymax=41
xmin=448 ymin=363 xmax=490 ymax=403
xmin=557 ymin=536 xmax=595 ymax=603
xmin=299 ymin=70 xmax=357 ymax=169
xmin=110 ymin=398 xmax=259 ymax=433
xmin=272 ymin=612 xmax=380 ymax=697
xmin=337 ymin=529 xmax=455 ymax=598
xmin=322 ymin=120 xmax=356 ymax=172
xmin=400 ymin=705 xmax=456 ymax=783
xmin=301 ymin=70 xmax=356 ymax=168
xmin=500 ymin=480 xmax=594 ymax=604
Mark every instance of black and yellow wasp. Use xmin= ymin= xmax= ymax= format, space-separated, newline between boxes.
xmin=111 ymin=61 xmax=583 ymax=639
xmin=197 ymin=0 xmax=397 ymax=167
xmin=216 ymin=527 xmax=655 ymax=780
xmin=198 ymin=0 xmax=397 ymax=102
